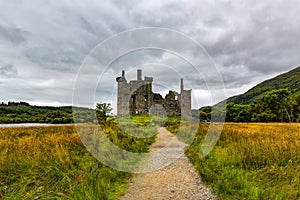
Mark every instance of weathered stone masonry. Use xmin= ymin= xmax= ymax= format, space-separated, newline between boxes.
xmin=116 ymin=69 xmax=192 ymax=119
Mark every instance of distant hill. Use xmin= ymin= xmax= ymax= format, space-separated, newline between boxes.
xmin=226 ymin=66 xmax=300 ymax=104
xmin=194 ymin=66 xmax=300 ymax=122
xmin=0 ymin=102 xmax=94 ymax=124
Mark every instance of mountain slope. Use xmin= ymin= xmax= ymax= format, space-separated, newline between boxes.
xmin=227 ymin=66 xmax=300 ymax=104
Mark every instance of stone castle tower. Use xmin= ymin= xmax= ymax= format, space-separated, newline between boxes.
xmin=116 ymin=69 xmax=192 ymax=119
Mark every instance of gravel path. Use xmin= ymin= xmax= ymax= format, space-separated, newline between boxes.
xmin=118 ymin=127 xmax=217 ymax=200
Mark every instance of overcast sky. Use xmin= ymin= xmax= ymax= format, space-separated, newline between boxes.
xmin=0 ymin=0 xmax=299 ymax=111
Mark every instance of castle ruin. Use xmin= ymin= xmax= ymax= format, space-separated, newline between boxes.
xmin=116 ymin=69 xmax=192 ymax=119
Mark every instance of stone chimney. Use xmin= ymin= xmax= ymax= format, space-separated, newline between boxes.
xmin=137 ymin=69 xmax=142 ymax=80
xmin=180 ymin=78 xmax=184 ymax=92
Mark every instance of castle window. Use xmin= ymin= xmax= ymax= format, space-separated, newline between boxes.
xmin=144 ymin=95 xmax=148 ymax=102
xmin=175 ymin=96 xmax=178 ymax=100
xmin=132 ymin=95 xmax=136 ymax=103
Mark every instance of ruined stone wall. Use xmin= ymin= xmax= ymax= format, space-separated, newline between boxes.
xmin=164 ymin=91 xmax=181 ymax=116
xmin=116 ymin=70 xmax=191 ymax=118
xmin=129 ymin=81 xmax=153 ymax=115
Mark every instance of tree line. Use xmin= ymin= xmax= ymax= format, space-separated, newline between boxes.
xmin=2 ymin=89 xmax=300 ymax=124
xmin=198 ymin=89 xmax=300 ymax=122
xmin=0 ymin=104 xmax=94 ymax=124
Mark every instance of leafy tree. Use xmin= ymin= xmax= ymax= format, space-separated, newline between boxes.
xmin=225 ymin=103 xmax=251 ymax=122
xmin=43 ymin=110 xmax=73 ymax=124
xmin=260 ymin=89 xmax=293 ymax=122
xmin=293 ymin=93 xmax=300 ymax=122
xmin=221 ymin=89 xmax=296 ymax=122
xmin=247 ymin=89 xmax=294 ymax=122
xmin=198 ymin=106 xmax=212 ymax=122
xmin=96 ymin=103 xmax=112 ymax=123
xmin=234 ymin=104 xmax=251 ymax=122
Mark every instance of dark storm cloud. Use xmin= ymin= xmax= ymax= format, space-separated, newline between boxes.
xmin=0 ymin=0 xmax=299 ymax=107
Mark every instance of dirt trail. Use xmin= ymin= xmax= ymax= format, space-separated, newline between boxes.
xmin=118 ymin=127 xmax=217 ymax=200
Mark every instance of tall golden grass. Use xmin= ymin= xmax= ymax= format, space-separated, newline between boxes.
xmin=181 ymin=123 xmax=300 ymax=199
xmin=0 ymin=123 xmax=155 ymax=199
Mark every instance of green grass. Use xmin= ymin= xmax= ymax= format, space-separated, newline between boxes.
xmin=167 ymin=122 xmax=300 ymax=200
xmin=0 ymin=118 xmax=156 ymax=199
xmin=193 ymin=123 xmax=300 ymax=199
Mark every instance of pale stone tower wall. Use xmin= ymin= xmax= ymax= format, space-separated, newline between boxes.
xmin=180 ymin=78 xmax=192 ymax=119
xmin=116 ymin=70 xmax=130 ymax=115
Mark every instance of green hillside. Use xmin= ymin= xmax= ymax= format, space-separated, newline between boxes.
xmin=196 ymin=66 xmax=300 ymax=122
xmin=227 ymin=66 xmax=300 ymax=104
xmin=0 ymin=103 xmax=94 ymax=124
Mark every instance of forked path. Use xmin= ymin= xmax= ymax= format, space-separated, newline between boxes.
xmin=118 ymin=127 xmax=217 ymax=200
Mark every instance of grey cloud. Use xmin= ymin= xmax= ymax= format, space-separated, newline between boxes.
xmin=200 ymin=1 xmax=300 ymax=75
xmin=79 ymin=17 xmax=97 ymax=36
xmin=0 ymin=64 xmax=18 ymax=78
xmin=0 ymin=25 xmax=26 ymax=45
xmin=0 ymin=0 xmax=299 ymax=108
xmin=24 ymin=47 xmax=83 ymax=72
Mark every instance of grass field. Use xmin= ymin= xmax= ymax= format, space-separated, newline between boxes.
xmin=2 ymin=119 xmax=299 ymax=199
xmin=0 ymin=121 xmax=155 ymax=199
xmin=170 ymin=122 xmax=300 ymax=200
